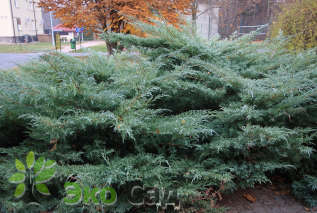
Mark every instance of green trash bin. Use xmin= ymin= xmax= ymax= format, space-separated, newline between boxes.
xmin=70 ymin=39 xmax=76 ymax=50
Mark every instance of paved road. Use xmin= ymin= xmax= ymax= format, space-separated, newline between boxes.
xmin=0 ymin=40 xmax=106 ymax=70
xmin=0 ymin=53 xmax=42 ymax=70
xmin=0 ymin=52 xmax=107 ymax=70
xmin=61 ymin=40 xmax=104 ymax=52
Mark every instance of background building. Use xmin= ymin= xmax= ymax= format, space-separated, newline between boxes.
xmin=0 ymin=0 xmax=44 ymax=43
xmin=42 ymin=9 xmax=60 ymax=35
xmin=218 ymin=0 xmax=294 ymax=39
xmin=190 ymin=0 xmax=293 ymax=40
xmin=195 ymin=0 xmax=220 ymax=39
xmin=53 ymin=24 xmax=75 ymax=42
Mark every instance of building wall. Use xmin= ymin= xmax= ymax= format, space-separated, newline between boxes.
xmin=0 ymin=0 xmax=45 ymax=42
xmin=0 ymin=0 xmax=14 ymax=38
xmin=42 ymin=10 xmax=60 ymax=34
xmin=187 ymin=0 xmax=220 ymax=40
xmin=218 ymin=0 xmax=294 ymax=39
xmin=37 ymin=34 xmax=51 ymax=42
xmin=196 ymin=0 xmax=219 ymax=39
xmin=11 ymin=0 xmax=44 ymax=36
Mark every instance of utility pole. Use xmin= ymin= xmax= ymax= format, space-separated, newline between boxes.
xmin=9 ymin=0 xmax=17 ymax=43
xmin=32 ymin=0 xmax=38 ymax=41
xmin=49 ymin=11 xmax=55 ymax=46
xmin=208 ymin=0 xmax=212 ymax=40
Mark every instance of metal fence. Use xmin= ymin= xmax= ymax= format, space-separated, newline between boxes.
xmin=238 ymin=24 xmax=269 ymax=36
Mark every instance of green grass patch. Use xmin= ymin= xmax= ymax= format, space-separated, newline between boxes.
xmin=74 ymin=44 xmax=107 ymax=53
xmin=0 ymin=42 xmax=55 ymax=53
xmin=0 ymin=42 xmax=71 ymax=53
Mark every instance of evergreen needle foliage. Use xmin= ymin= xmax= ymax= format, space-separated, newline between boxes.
xmin=0 ymin=22 xmax=317 ymax=212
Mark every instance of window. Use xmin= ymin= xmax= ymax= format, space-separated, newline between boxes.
xmin=26 ymin=18 xmax=30 ymax=24
xmin=14 ymin=0 xmax=19 ymax=8
xmin=16 ymin=18 xmax=22 ymax=31
xmin=32 ymin=20 xmax=36 ymax=31
xmin=27 ymin=0 xmax=33 ymax=9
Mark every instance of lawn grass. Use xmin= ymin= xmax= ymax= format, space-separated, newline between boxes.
xmin=74 ymin=44 xmax=107 ymax=53
xmin=0 ymin=42 xmax=68 ymax=53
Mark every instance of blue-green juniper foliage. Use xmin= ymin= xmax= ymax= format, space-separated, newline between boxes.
xmin=0 ymin=22 xmax=317 ymax=212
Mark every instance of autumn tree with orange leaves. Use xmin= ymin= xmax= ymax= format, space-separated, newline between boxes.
xmin=39 ymin=0 xmax=193 ymax=54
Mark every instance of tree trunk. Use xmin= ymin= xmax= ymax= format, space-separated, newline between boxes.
xmin=106 ymin=40 xmax=116 ymax=55
xmin=192 ymin=0 xmax=198 ymax=34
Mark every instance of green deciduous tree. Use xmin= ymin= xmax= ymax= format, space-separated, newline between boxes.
xmin=271 ymin=0 xmax=317 ymax=51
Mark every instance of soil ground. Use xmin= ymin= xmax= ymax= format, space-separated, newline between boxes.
xmin=220 ymin=184 xmax=316 ymax=213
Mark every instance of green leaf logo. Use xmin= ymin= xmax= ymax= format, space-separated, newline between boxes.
xmin=14 ymin=183 xmax=26 ymax=199
xmin=9 ymin=173 xmax=25 ymax=184
xmin=15 ymin=159 xmax=26 ymax=173
xmin=8 ymin=151 xmax=56 ymax=199
xmin=45 ymin=160 xmax=56 ymax=168
xmin=36 ymin=183 xmax=51 ymax=196
xmin=35 ymin=167 xmax=56 ymax=184
xmin=34 ymin=156 xmax=45 ymax=176
xmin=26 ymin=151 xmax=35 ymax=169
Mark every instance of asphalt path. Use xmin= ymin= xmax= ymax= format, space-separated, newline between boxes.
xmin=0 ymin=52 xmax=107 ymax=70
xmin=0 ymin=40 xmax=107 ymax=70
xmin=0 ymin=53 xmax=42 ymax=70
